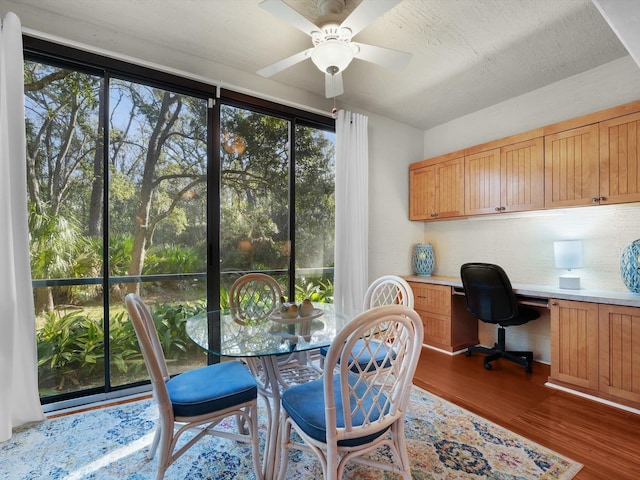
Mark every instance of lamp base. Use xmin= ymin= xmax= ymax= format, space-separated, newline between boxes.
xmin=559 ymin=275 xmax=581 ymax=290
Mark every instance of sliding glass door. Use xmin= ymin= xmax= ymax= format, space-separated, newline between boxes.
xmin=107 ymin=78 xmax=209 ymax=386
xmin=24 ymin=39 xmax=335 ymax=406
xmin=219 ymin=105 xmax=336 ymax=303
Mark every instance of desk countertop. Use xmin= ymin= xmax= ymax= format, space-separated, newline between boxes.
xmin=404 ymin=275 xmax=640 ymax=308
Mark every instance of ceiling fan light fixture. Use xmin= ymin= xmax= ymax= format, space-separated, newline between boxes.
xmin=311 ymin=39 xmax=354 ymax=75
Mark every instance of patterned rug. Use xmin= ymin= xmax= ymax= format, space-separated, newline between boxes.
xmin=0 ymin=386 xmax=582 ymax=479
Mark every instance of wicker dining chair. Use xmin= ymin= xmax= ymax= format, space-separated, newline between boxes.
xmin=125 ymin=294 xmax=263 ymax=480
xmin=277 ymin=304 xmax=424 ymax=480
xmin=319 ymin=275 xmax=415 ymax=367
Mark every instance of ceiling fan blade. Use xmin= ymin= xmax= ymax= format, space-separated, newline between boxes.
xmin=257 ymin=48 xmax=314 ymax=77
xmin=325 ymin=72 xmax=344 ymax=98
xmin=352 ymin=42 xmax=411 ymax=70
xmin=340 ymin=0 xmax=402 ymax=37
xmin=259 ymin=0 xmax=320 ymax=37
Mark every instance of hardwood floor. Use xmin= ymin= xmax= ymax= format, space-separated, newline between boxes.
xmin=413 ymin=347 xmax=640 ymax=480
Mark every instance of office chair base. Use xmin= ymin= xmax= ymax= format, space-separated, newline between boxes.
xmin=465 ymin=327 xmax=534 ymax=374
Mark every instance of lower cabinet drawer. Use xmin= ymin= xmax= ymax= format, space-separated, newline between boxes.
xmin=411 ymin=283 xmax=451 ymax=315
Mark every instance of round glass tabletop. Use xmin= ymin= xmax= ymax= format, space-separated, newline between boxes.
xmin=186 ymin=303 xmax=349 ymax=358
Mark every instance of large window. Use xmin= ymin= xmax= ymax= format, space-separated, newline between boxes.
xmin=24 ymin=38 xmax=335 ymax=405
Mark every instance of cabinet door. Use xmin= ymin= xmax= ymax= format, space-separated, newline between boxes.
xmin=434 ymin=156 xmax=465 ymax=219
xmin=409 ymin=165 xmax=436 ymax=220
xmin=600 ymin=112 xmax=640 ymax=205
xmin=598 ymin=305 xmax=640 ymax=404
xmin=418 ymin=311 xmax=452 ymax=349
xmin=465 ymin=148 xmax=501 ymax=215
xmin=501 ymin=137 xmax=544 ymax=212
xmin=544 ymin=124 xmax=599 ymax=208
xmin=549 ymin=299 xmax=599 ymax=389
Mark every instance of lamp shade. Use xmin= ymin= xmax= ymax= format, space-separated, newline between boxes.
xmin=554 ymin=240 xmax=584 ymax=270
xmin=311 ymin=40 xmax=354 ymax=74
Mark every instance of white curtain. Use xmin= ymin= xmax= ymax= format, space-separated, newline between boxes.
xmin=0 ymin=12 xmax=45 ymax=442
xmin=334 ymin=110 xmax=369 ymax=319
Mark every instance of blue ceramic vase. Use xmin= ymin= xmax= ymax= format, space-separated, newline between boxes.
xmin=621 ymin=239 xmax=640 ymax=294
xmin=413 ymin=243 xmax=435 ymax=276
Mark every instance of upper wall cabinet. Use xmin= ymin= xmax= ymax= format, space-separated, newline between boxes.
xmin=545 ymin=124 xmax=599 ymax=208
xmin=464 ymin=148 xmax=500 ymax=215
xmin=465 ymin=137 xmax=544 ymax=215
xmin=410 ymin=99 xmax=640 ymax=221
xmin=600 ymin=112 xmax=640 ymax=205
xmin=409 ymin=153 xmax=464 ymax=221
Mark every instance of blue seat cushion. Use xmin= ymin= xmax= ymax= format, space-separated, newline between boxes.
xmin=319 ymin=339 xmax=395 ymax=372
xmin=166 ymin=361 xmax=257 ymax=417
xmin=281 ymin=373 xmax=390 ymax=447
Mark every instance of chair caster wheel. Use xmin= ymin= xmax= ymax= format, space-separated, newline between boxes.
xmin=465 ymin=350 xmax=472 ymax=357
xmin=484 ymin=362 xmax=492 ymax=371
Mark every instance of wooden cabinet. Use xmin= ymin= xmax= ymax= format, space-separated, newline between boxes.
xmin=598 ymin=305 xmax=640 ymax=404
xmin=464 ymin=148 xmax=500 ymax=215
xmin=549 ymin=299 xmax=599 ymax=390
xmin=599 ymin=112 xmax=640 ymax=205
xmin=409 ymin=153 xmax=464 ymax=220
xmin=544 ymin=124 xmax=599 ymax=208
xmin=550 ymin=300 xmax=640 ymax=408
xmin=545 ymin=113 xmax=640 ymax=208
xmin=408 ymin=100 xmax=640 ymax=222
xmin=501 ymin=138 xmax=545 ymax=212
xmin=408 ymin=281 xmax=477 ymax=352
xmin=465 ymin=137 xmax=544 ymax=215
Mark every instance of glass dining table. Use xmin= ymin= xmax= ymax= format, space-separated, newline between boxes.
xmin=185 ymin=303 xmax=348 ymax=480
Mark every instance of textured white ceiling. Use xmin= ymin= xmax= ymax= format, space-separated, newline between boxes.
xmin=0 ymin=0 xmax=631 ymax=130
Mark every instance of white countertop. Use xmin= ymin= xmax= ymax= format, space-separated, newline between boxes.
xmin=404 ymin=275 xmax=640 ymax=308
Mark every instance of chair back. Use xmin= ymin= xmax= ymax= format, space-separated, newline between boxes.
xmin=229 ymin=273 xmax=283 ymax=324
xmin=125 ymin=294 xmax=172 ymax=408
xmin=460 ymin=263 xmax=519 ymax=324
xmin=363 ymin=275 xmax=414 ymax=309
xmin=322 ymin=304 xmax=423 ymax=444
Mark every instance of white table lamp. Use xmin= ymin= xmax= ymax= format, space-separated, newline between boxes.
xmin=554 ymin=240 xmax=584 ymax=289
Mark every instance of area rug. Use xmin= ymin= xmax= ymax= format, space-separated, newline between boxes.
xmin=0 ymin=386 xmax=582 ymax=479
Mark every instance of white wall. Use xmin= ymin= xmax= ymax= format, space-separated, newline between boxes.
xmin=419 ymin=55 xmax=640 ymax=362
xmin=366 ymin=113 xmax=425 ymax=281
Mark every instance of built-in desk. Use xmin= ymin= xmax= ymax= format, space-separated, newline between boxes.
xmin=405 ymin=274 xmax=640 ymax=308
xmin=404 ymin=275 xmax=640 ymax=412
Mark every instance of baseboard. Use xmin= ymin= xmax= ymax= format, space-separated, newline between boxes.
xmin=427 ymin=342 xmax=551 ymax=364
xmin=544 ymin=382 xmax=640 ymax=416
xmin=422 ymin=344 xmax=468 ymax=356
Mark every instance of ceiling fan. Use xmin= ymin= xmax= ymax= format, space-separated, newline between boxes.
xmin=257 ymin=0 xmax=412 ymax=98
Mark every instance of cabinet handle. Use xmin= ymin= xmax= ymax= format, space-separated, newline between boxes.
xmin=591 ymin=197 xmax=599 ymax=203
xmin=494 ymin=207 xmax=501 ymax=212
xmin=430 ymin=213 xmax=438 ymax=218
xmin=500 ymin=206 xmax=506 ymax=211
xmin=551 ymin=301 xmax=557 ymax=306
xmin=599 ymin=196 xmax=606 ymax=202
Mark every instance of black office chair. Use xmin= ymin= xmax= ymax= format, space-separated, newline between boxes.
xmin=460 ymin=263 xmax=540 ymax=373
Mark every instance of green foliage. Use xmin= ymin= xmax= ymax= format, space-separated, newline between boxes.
xmin=109 ymin=234 xmax=135 ymax=276
xmin=36 ymin=299 xmax=207 ymax=393
xmin=295 ymin=277 xmax=334 ymax=303
xmin=28 ymin=203 xmax=81 ymax=280
xmin=144 ymin=244 xmax=206 ymax=274
xmin=109 ymin=311 xmax=144 ymax=375
xmin=36 ymin=311 xmax=105 ymax=390
xmin=149 ymin=301 xmax=206 ymax=358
